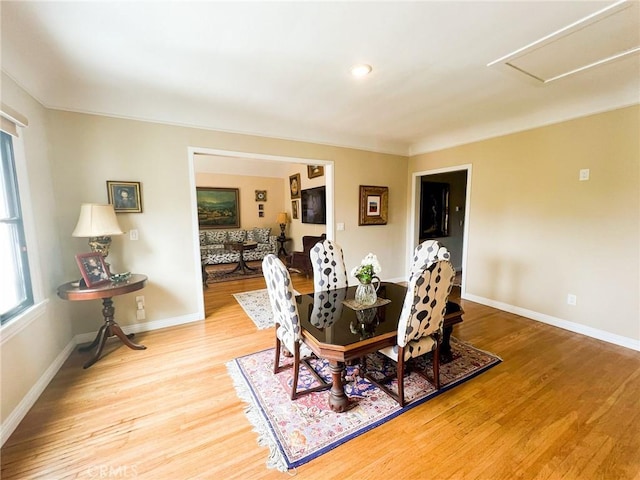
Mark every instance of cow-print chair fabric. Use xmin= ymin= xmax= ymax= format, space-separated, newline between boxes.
xmin=310 ymin=239 xmax=348 ymax=292
xmin=409 ymin=240 xmax=450 ymax=278
xmin=262 ymin=254 xmax=331 ymax=399
xmin=370 ymin=260 xmax=456 ymax=406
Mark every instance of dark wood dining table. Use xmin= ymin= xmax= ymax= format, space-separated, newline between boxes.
xmin=296 ymin=282 xmax=463 ymax=412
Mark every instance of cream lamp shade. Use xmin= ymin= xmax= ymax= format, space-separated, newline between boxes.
xmin=72 ymin=204 xmax=123 ymax=259
xmin=72 ymin=204 xmax=124 ymax=237
xmin=276 ymin=212 xmax=288 ymax=225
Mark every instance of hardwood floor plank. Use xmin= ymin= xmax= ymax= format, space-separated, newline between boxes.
xmin=2 ymin=272 xmax=639 ymax=479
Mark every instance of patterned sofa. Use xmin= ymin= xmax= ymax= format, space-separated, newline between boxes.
xmin=200 ymin=228 xmax=277 ymax=265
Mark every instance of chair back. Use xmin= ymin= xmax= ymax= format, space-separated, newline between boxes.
xmin=310 ymin=239 xmax=348 ymax=291
xmin=409 ymin=240 xmax=450 ymax=277
xmin=397 ymin=260 xmax=456 ymax=348
xmin=262 ymin=254 xmax=302 ymax=353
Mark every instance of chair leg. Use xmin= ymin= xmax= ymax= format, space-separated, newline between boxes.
xmin=397 ymin=350 xmax=406 ymax=408
xmin=433 ymin=342 xmax=441 ymax=390
xmin=291 ymin=343 xmax=301 ymax=400
xmin=273 ymin=331 xmax=281 ymax=374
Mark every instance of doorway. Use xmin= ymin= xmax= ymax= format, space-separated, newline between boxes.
xmin=186 ymin=147 xmax=335 ymax=318
xmin=410 ymin=164 xmax=471 ymax=295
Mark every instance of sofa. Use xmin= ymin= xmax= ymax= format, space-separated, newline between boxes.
xmin=200 ymin=228 xmax=277 ymax=265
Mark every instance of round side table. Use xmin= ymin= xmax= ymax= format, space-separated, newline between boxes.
xmin=57 ymin=274 xmax=148 ymax=368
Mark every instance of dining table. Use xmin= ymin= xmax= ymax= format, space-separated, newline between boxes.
xmin=296 ymin=282 xmax=463 ymax=412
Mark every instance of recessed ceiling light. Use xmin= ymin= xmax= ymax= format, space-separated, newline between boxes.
xmin=351 ymin=64 xmax=372 ymax=77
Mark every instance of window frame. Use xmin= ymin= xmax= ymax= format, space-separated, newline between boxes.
xmin=1 ymin=130 xmax=34 ymax=324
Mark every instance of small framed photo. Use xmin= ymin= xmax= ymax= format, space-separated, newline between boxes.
xmin=289 ymin=173 xmax=301 ymax=199
xmin=75 ymin=252 xmax=111 ymax=288
xmin=258 ymin=204 xmax=264 ymax=211
xmin=359 ymin=185 xmax=388 ymax=226
xmin=255 ymin=190 xmax=267 ymax=202
xmin=107 ymin=181 xmax=143 ymax=213
xmin=307 ymin=165 xmax=324 ymax=179
xmin=291 ymin=200 xmax=299 ymax=219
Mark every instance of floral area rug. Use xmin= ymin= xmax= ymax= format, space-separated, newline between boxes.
xmin=204 ymin=261 xmax=264 ymax=284
xmin=233 ymin=288 xmax=300 ymax=330
xmin=226 ymin=337 xmax=501 ymax=471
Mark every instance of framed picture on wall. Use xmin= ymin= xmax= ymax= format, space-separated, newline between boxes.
xmin=289 ymin=173 xmax=301 ymax=199
xmin=196 ymin=187 xmax=240 ymax=229
xmin=291 ymin=200 xmax=299 ymax=219
xmin=106 ymin=181 xmax=143 ymax=213
xmin=358 ymin=185 xmax=388 ymax=226
xmin=307 ymin=165 xmax=324 ymax=179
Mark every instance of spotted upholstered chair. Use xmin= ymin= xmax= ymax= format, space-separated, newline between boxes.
xmin=310 ymin=239 xmax=348 ymax=292
xmin=262 ymin=254 xmax=331 ymax=400
xmin=365 ymin=260 xmax=456 ymax=407
xmin=409 ymin=240 xmax=451 ymax=277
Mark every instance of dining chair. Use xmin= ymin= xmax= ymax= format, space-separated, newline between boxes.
xmin=365 ymin=259 xmax=456 ymax=407
xmin=409 ymin=239 xmax=450 ymax=277
xmin=262 ymin=254 xmax=332 ymax=400
xmin=310 ymin=239 xmax=348 ymax=291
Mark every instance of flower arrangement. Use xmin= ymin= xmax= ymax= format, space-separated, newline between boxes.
xmin=350 ymin=253 xmax=382 ymax=284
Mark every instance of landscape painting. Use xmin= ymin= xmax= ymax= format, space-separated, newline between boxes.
xmin=197 ymin=187 xmax=240 ymax=228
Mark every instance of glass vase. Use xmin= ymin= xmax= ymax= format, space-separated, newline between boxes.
xmin=355 ymin=276 xmax=380 ymax=306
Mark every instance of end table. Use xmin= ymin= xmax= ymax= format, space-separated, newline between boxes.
xmin=57 ymin=274 xmax=148 ymax=368
xmin=277 ymin=237 xmax=291 ymax=257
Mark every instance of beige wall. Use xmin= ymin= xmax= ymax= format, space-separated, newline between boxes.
xmin=195 ymin=172 xmax=285 ymax=232
xmin=409 ymin=105 xmax=640 ymax=343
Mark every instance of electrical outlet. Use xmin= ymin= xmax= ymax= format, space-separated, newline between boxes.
xmin=135 ymin=295 xmax=144 ymax=308
xmin=136 ymin=309 xmax=146 ymax=320
xmin=337 ymin=222 xmax=345 ymax=231
xmin=567 ymin=294 xmax=577 ymax=306
xmin=130 ymin=229 xmax=139 ymax=241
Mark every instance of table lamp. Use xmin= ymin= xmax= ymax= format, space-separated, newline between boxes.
xmin=72 ymin=203 xmax=124 ymax=260
xmin=276 ymin=212 xmax=288 ymax=241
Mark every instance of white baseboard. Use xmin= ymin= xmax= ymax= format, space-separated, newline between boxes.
xmin=463 ymin=293 xmax=640 ymax=352
xmin=2 ymin=312 xmax=203 ymax=446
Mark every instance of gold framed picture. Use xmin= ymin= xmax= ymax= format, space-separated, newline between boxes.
xmin=106 ymin=181 xmax=143 ymax=213
xmin=307 ymin=165 xmax=324 ymax=179
xmin=291 ymin=200 xmax=299 ymax=219
xmin=359 ymin=185 xmax=388 ymax=226
xmin=289 ymin=173 xmax=301 ymax=199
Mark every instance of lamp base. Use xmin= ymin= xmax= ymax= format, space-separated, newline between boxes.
xmin=88 ymin=236 xmax=112 ymax=258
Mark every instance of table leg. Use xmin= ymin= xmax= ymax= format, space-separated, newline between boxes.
xmin=224 ymin=250 xmax=256 ymax=274
xmin=80 ymin=297 xmax=146 ymax=369
xmin=328 ymin=361 xmax=350 ymax=412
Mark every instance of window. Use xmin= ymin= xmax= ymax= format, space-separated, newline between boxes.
xmin=0 ymin=130 xmax=33 ymax=323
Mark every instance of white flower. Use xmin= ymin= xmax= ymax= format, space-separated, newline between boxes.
xmin=351 ymin=253 xmax=382 ymax=281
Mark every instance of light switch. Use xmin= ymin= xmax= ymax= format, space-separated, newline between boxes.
xmin=130 ymin=229 xmax=139 ymax=240
xmin=579 ymin=169 xmax=590 ymax=181
xmin=337 ymin=223 xmax=345 ymax=231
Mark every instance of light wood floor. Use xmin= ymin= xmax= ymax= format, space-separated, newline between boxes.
xmin=2 ymin=273 xmax=640 ymax=479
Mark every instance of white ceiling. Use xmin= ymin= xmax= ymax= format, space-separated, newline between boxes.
xmin=2 ymin=1 xmax=639 ymax=156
